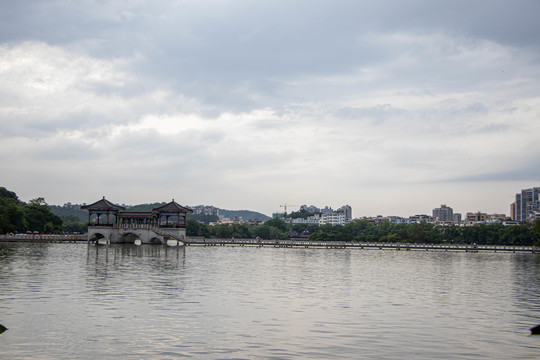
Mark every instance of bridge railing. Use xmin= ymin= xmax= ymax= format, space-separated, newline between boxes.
xmin=184 ymin=237 xmax=538 ymax=252
xmin=110 ymin=224 xmax=187 ymax=229
xmin=0 ymin=234 xmax=87 ymax=241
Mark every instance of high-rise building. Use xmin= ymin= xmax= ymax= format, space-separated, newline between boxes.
xmin=511 ymin=187 xmax=540 ymax=222
xmin=432 ymin=204 xmax=454 ymax=222
xmin=338 ymin=205 xmax=353 ymax=221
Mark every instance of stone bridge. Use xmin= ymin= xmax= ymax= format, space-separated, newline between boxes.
xmin=82 ymin=197 xmax=192 ymax=245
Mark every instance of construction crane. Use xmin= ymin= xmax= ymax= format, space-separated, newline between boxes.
xmin=280 ymin=204 xmax=300 ymax=215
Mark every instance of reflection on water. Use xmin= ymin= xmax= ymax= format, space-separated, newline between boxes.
xmin=0 ymin=243 xmax=539 ymax=359
xmin=87 ymin=243 xmax=185 ymax=271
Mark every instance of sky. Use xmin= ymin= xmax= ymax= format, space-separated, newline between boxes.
xmin=1 ymin=0 xmax=539 ymax=218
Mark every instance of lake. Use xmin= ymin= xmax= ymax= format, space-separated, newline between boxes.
xmin=0 ymin=243 xmax=539 ymax=359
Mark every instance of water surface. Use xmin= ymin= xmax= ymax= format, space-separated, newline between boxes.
xmin=0 ymin=243 xmax=539 ymax=359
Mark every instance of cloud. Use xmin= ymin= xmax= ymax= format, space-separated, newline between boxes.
xmin=1 ymin=1 xmax=540 ymax=216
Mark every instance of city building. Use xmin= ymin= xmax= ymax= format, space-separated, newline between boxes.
xmin=408 ymin=214 xmax=434 ymax=223
xmin=511 ymin=186 xmax=540 ymax=222
xmin=320 ymin=206 xmax=334 ymax=214
xmin=281 ymin=204 xmax=352 ymax=226
xmin=320 ymin=212 xmax=347 ymax=226
xmin=432 ymin=204 xmax=454 ymax=222
xmin=338 ymin=205 xmax=353 ymax=221
xmin=192 ymin=205 xmax=220 ymax=216
xmin=209 ymin=216 xmax=244 ymax=226
xmin=283 ymin=215 xmax=321 ymax=225
xmin=465 ymin=212 xmax=508 ymax=223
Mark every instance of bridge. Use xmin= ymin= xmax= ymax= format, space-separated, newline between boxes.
xmin=183 ymin=237 xmax=539 ymax=253
xmin=82 ymin=197 xmax=192 ymax=245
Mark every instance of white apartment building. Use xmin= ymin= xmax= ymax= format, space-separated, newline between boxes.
xmin=320 ymin=212 xmax=348 ymax=226
xmin=289 ymin=215 xmax=321 ymax=225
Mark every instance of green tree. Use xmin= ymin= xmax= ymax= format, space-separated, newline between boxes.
xmin=24 ymin=197 xmax=63 ymax=233
xmin=212 ymin=224 xmax=234 ymax=238
xmin=532 ymin=219 xmax=540 ymax=246
xmin=0 ymin=189 xmax=27 ymax=234
xmin=186 ymin=218 xmax=210 ymax=237
xmin=62 ymin=220 xmax=88 ymax=234
xmin=500 ymin=224 xmax=536 ymax=246
xmin=264 ymin=218 xmax=287 ymax=232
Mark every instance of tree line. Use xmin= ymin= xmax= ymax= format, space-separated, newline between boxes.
xmin=0 ymin=187 xmax=63 ymax=234
xmin=188 ymin=217 xmax=540 ymax=246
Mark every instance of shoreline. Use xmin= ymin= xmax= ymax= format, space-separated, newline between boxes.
xmin=1 ymin=235 xmax=538 ymax=253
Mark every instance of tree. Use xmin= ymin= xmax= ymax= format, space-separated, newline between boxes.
xmin=24 ymin=197 xmax=62 ymax=233
xmin=0 ymin=189 xmax=27 ymax=234
xmin=186 ymin=218 xmax=210 ymax=237
xmin=499 ymin=224 xmax=536 ymax=246
xmin=533 ymin=219 xmax=540 ymax=246
xmin=29 ymin=197 xmax=47 ymax=206
xmin=212 ymin=224 xmax=234 ymax=238
xmin=0 ymin=187 xmax=18 ymax=200
xmin=264 ymin=218 xmax=287 ymax=232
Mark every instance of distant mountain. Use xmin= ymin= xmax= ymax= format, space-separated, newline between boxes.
xmin=126 ymin=202 xmax=166 ymax=212
xmin=49 ymin=205 xmax=88 ymax=222
xmin=50 ymin=203 xmax=271 ymax=223
xmin=218 ymin=209 xmax=270 ymax=221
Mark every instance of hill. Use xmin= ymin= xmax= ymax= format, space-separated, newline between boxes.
xmin=219 ymin=209 xmax=270 ymax=221
xmin=49 ymin=205 xmax=88 ymax=222
xmin=49 ymin=202 xmax=270 ymax=224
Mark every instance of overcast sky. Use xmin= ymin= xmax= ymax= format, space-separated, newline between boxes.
xmin=1 ymin=0 xmax=539 ymax=217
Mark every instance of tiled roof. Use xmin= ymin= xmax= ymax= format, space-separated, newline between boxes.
xmin=152 ymin=200 xmax=193 ymax=213
xmin=81 ymin=197 xmax=126 ymax=211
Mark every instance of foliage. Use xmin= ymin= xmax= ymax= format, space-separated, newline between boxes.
xmin=186 ymin=218 xmax=210 ymax=237
xmin=180 ymin=216 xmax=539 ymax=246
xmin=126 ymin=202 xmax=166 ymax=212
xmin=62 ymin=220 xmax=88 ymax=234
xmin=532 ymin=219 xmax=540 ymax=246
xmin=187 ymin=213 xmax=219 ymax=225
xmin=263 ymin=218 xmax=287 ymax=232
xmin=0 ymin=187 xmax=63 ymax=234
xmin=49 ymin=205 xmax=88 ymax=222
xmin=285 ymin=209 xmax=314 ymax=219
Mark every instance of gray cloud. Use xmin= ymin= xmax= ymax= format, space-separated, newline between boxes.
xmin=3 ymin=1 xmax=539 ymax=112
xmin=1 ymin=0 xmax=540 ymax=216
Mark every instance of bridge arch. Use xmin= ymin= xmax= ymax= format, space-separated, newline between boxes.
xmin=149 ymin=237 xmax=163 ymax=245
xmin=119 ymin=232 xmax=141 ymax=244
xmin=89 ymin=232 xmax=106 ymax=242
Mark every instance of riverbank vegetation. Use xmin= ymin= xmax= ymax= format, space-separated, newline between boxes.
xmin=188 ymin=218 xmax=540 ymax=246
xmin=0 ymin=187 xmax=63 ymax=234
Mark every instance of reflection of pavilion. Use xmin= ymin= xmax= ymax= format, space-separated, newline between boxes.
xmin=82 ymin=197 xmax=193 ymax=244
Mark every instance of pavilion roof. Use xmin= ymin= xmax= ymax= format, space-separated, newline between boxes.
xmin=152 ymin=200 xmax=193 ymax=213
xmin=81 ymin=197 xmax=126 ymax=211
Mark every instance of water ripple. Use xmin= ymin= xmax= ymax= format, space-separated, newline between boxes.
xmin=0 ymin=243 xmax=539 ymax=359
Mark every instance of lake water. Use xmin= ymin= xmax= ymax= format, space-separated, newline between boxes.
xmin=0 ymin=243 xmax=539 ymax=359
